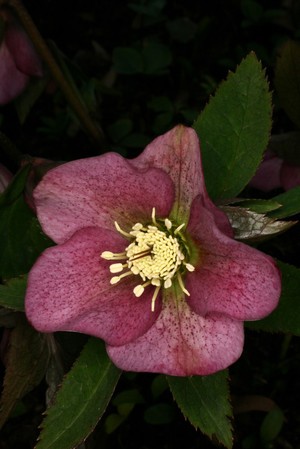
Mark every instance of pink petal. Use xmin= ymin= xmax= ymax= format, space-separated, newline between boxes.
xmin=186 ymin=196 xmax=281 ymax=320
xmin=130 ymin=125 xmax=233 ymax=236
xmin=25 ymin=226 xmax=161 ymax=345
xmin=0 ymin=44 xmax=29 ymax=104
xmin=107 ymin=293 xmax=244 ymax=376
xmin=5 ymin=19 xmax=43 ymax=77
xmin=34 ymin=153 xmax=175 ymax=244
xmin=280 ymin=162 xmax=300 ymax=191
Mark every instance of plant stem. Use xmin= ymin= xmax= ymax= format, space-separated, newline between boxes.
xmin=4 ymin=0 xmax=105 ymax=148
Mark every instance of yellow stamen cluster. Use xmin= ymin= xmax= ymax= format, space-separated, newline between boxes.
xmin=101 ymin=208 xmax=195 ymax=311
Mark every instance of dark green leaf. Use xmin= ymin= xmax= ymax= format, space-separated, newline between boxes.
xmin=269 ymin=131 xmax=300 ymax=165
xmin=260 ymin=408 xmax=284 ymax=442
xmin=0 ymin=164 xmax=53 ymax=278
xmin=167 ymin=370 xmax=233 ymax=448
xmin=144 ymin=403 xmax=175 ymax=425
xmin=247 ymin=261 xmax=300 ymax=335
xmin=229 ymin=198 xmax=282 ymax=214
xmin=268 ymin=187 xmax=300 ymax=218
xmin=0 ymin=316 xmax=50 ymax=428
xmin=274 ymin=40 xmax=300 ymax=129
xmin=0 ymin=195 xmax=53 ymax=278
xmin=0 ymin=276 xmax=27 ymax=311
xmin=113 ymin=47 xmax=143 ymax=74
xmin=194 ymin=52 xmax=272 ymax=201
xmin=142 ymin=43 xmax=172 ymax=74
xmin=36 ymin=338 xmax=121 ymax=449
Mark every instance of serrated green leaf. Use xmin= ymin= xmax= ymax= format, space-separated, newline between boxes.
xmin=274 ymin=40 xmax=300 ymax=129
xmin=0 ymin=316 xmax=50 ymax=428
xmin=36 ymin=338 xmax=121 ymax=449
xmin=194 ymin=52 xmax=272 ymax=201
xmin=0 ymin=276 xmax=27 ymax=311
xmin=247 ymin=261 xmax=300 ymax=335
xmin=167 ymin=370 xmax=233 ymax=448
xmin=267 ymin=187 xmax=300 ymax=218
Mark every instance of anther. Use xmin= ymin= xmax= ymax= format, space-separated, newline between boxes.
xmin=109 ymin=263 xmax=126 ymax=273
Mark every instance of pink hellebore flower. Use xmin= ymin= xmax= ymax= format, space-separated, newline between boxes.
xmin=25 ymin=126 xmax=281 ymax=376
xmin=0 ymin=9 xmax=43 ymax=105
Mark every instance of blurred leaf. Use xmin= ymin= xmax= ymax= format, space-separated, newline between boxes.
xmin=152 ymin=112 xmax=173 ymax=134
xmin=120 ymin=132 xmax=150 ymax=148
xmin=194 ymin=52 xmax=272 ymax=201
xmin=112 ymin=389 xmax=144 ymax=407
xmin=36 ymin=338 xmax=121 ymax=449
xmin=269 ymin=131 xmax=300 ymax=165
xmin=0 ymin=165 xmax=30 ymax=206
xmin=147 ymin=96 xmax=173 ymax=112
xmin=260 ymin=408 xmax=284 ymax=442
xmin=167 ymin=370 xmax=233 ymax=448
xmin=275 ymin=40 xmax=300 ymax=129
xmin=142 ymin=42 xmax=172 ymax=74
xmin=128 ymin=0 xmax=166 ymax=17
xmin=248 ymin=261 xmax=300 ymax=335
xmin=108 ymin=118 xmax=133 ymax=142
xmin=0 ymin=316 xmax=50 ymax=428
xmin=113 ymin=47 xmax=143 ymax=74
xmin=268 ymin=186 xmax=300 ymax=218
xmin=144 ymin=403 xmax=176 ymax=425
xmin=222 ymin=206 xmax=295 ymax=241
xmin=15 ymin=76 xmax=48 ymax=124
xmin=0 ymin=164 xmax=52 ymax=278
xmin=167 ymin=17 xmax=197 ymax=43
xmin=105 ymin=413 xmax=125 ymax=434
xmin=0 ymin=276 xmax=26 ymax=311
xmin=151 ymin=374 xmax=169 ymax=399
xmin=241 ymin=0 xmax=264 ymax=21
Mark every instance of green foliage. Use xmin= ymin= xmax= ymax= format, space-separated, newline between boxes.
xmin=144 ymin=403 xmax=176 ymax=425
xmin=194 ymin=52 xmax=272 ymax=201
xmin=0 ymin=316 xmax=50 ymax=428
xmin=36 ymin=338 xmax=121 ymax=449
xmin=268 ymin=187 xmax=300 ymax=218
xmin=167 ymin=370 xmax=233 ymax=448
xmin=248 ymin=261 xmax=300 ymax=335
xmin=275 ymin=40 xmax=300 ymax=129
xmin=0 ymin=276 xmax=26 ymax=311
xmin=0 ymin=165 xmax=53 ymax=278
xmin=113 ymin=43 xmax=172 ymax=75
xmin=260 ymin=408 xmax=285 ymax=442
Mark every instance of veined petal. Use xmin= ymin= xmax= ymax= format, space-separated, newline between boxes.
xmin=130 ymin=125 xmax=232 ymax=235
xmin=186 ymin=196 xmax=281 ymax=320
xmin=34 ymin=153 xmax=174 ymax=244
xmin=25 ymin=227 xmax=161 ymax=346
xmin=107 ymin=291 xmax=244 ymax=376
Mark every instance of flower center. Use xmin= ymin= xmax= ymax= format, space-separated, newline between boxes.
xmin=101 ymin=208 xmax=195 ymax=311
